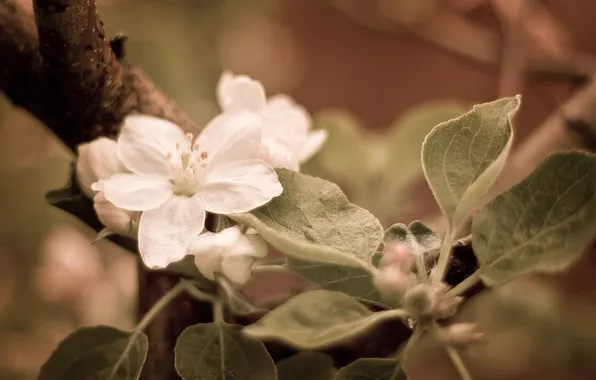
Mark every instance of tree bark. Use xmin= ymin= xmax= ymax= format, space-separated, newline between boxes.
xmin=0 ymin=1 xmax=207 ymax=378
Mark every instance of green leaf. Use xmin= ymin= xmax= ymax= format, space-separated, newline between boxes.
xmin=388 ymin=101 xmax=467 ymax=188
xmin=384 ymin=221 xmax=440 ymax=257
xmin=311 ymin=109 xmax=369 ymax=185
xmin=422 ymin=96 xmax=521 ymax=230
xmin=286 ymin=257 xmax=390 ymax=308
xmin=334 ymin=358 xmax=404 ymax=380
xmin=231 ymin=169 xmax=383 ymax=268
xmin=472 ymin=151 xmax=596 ymax=285
xmin=244 ymin=290 xmax=407 ymax=349
xmin=175 ymin=322 xmax=276 ymax=380
xmin=277 ymin=352 xmax=336 ymax=380
xmin=38 ymin=326 xmax=148 ymax=380
xmin=219 ymin=277 xmax=267 ymax=316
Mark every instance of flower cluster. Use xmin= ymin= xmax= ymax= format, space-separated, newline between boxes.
xmin=75 ymin=72 xmax=327 ymax=285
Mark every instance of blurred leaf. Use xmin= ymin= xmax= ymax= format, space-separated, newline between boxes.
xmin=334 ymin=358 xmax=404 ymax=380
xmin=219 ymin=277 xmax=267 ymax=316
xmin=472 ymin=151 xmax=596 ymax=285
xmin=38 ymin=326 xmax=148 ymax=380
xmin=175 ymin=322 xmax=276 ymax=380
xmin=312 ymin=109 xmax=369 ymax=186
xmin=277 ymin=352 xmax=336 ymax=380
xmin=244 ymin=290 xmax=407 ymax=349
xmin=422 ymin=96 xmax=520 ymax=231
xmin=286 ymin=257 xmax=389 ymax=308
xmin=387 ymin=101 xmax=467 ymax=189
xmin=232 ymin=169 xmax=383 ymax=268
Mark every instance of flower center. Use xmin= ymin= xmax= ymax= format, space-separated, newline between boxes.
xmin=168 ymin=133 xmax=209 ymax=197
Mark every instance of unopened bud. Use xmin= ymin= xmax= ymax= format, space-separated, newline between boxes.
xmin=76 ymin=137 xmax=125 ymax=198
xmin=403 ymin=282 xmax=461 ymax=321
xmin=439 ymin=323 xmax=484 ymax=348
xmin=374 ymin=265 xmax=409 ymax=295
xmin=93 ymin=192 xmax=138 ymax=236
xmin=381 ymin=242 xmax=414 ymax=271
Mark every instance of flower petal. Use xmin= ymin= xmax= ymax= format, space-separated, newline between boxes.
xmin=297 ymin=129 xmax=329 ymax=163
xmin=221 ymin=255 xmax=255 ymax=285
xmin=188 ymin=227 xmax=241 ymax=279
xmin=216 ymin=71 xmax=267 ymax=113
xmin=262 ymin=108 xmax=310 ymax=150
xmin=199 ymin=159 xmax=283 ymax=214
xmin=261 ymin=139 xmax=300 ymax=171
xmin=100 ymin=173 xmax=173 ymax=211
xmin=138 ymin=196 xmax=206 ymax=269
xmin=197 ymin=111 xmax=263 ymax=166
xmin=117 ymin=115 xmax=189 ymax=177
xmin=229 ymin=233 xmax=269 ymax=258
xmin=76 ymin=137 xmax=126 ymax=198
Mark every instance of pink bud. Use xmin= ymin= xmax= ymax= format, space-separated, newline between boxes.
xmin=374 ymin=265 xmax=409 ymax=295
xmin=381 ymin=242 xmax=414 ymax=271
xmin=439 ymin=323 xmax=484 ymax=348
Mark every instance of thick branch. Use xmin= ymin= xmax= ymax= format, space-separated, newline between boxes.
xmin=0 ymin=0 xmax=196 ymax=149
xmin=1 ymin=1 xmax=202 ymax=380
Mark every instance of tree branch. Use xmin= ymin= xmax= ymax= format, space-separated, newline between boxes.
xmin=1 ymin=1 xmax=203 ymax=379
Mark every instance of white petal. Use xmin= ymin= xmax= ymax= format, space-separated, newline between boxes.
xmin=216 ymin=71 xmax=267 ymax=113
xmin=261 ymin=139 xmax=300 ymax=171
xmin=196 ymin=111 xmax=263 ymax=166
xmin=262 ymin=109 xmax=310 ymax=150
xmin=199 ymin=159 xmax=283 ymax=214
xmin=117 ymin=115 xmax=189 ymax=177
xmin=138 ymin=196 xmax=206 ymax=269
xmin=188 ymin=227 xmax=241 ymax=279
xmin=297 ymin=129 xmax=329 ymax=163
xmin=101 ymin=173 xmax=173 ymax=211
xmin=265 ymin=94 xmax=301 ymax=113
xmin=76 ymin=137 xmax=125 ymax=198
xmin=229 ymin=232 xmax=269 ymax=258
xmin=221 ymin=255 xmax=255 ymax=285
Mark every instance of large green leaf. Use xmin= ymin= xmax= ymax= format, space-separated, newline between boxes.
xmin=38 ymin=326 xmax=148 ymax=380
xmin=334 ymin=358 xmax=405 ymax=380
xmin=472 ymin=151 xmax=596 ymax=285
xmin=244 ymin=290 xmax=407 ymax=349
xmin=422 ymin=96 xmax=521 ymax=230
xmin=286 ymin=257 xmax=389 ymax=308
xmin=277 ymin=352 xmax=336 ymax=380
xmin=175 ymin=322 xmax=276 ymax=380
xmin=231 ymin=169 xmax=383 ymax=268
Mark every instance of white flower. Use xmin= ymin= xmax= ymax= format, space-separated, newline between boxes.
xmin=188 ymin=226 xmax=268 ymax=285
xmin=217 ymin=71 xmax=328 ymax=170
xmin=93 ymin=192 xmax=139 ymax=236
xmin=76 ymin=137 xmax=127 ymax=198
xmin=93 ymin=112 xmax=283 ymax=269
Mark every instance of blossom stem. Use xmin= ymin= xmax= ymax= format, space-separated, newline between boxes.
xmin=213 ymin=299 xmax=225 ymax=323
xmin=431 ymin=230 xmax=454 ymax=284
xmin=108 ymin=280 xmax=187 ymax=378
xmin=446 ymin=270 xmax=482 ymax=298
xmin=390 ymin=326 xmax=423 ymax=380
xmin=445 ymin=345 xmax=474 ymax=380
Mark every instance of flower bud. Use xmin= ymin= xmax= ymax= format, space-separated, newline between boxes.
xmin=374 ymin=265 xmax=409 ymax=295
xmin=381 ymin=242 xmax=414 ymax=270
xmin=76 ymin=137 xmax=125 ymax=198
xmin=438 ymin=323 xmax=484 ymax=349
xmin=93 ymin=192 xmax=138 ymax=236
xmin=403 ymin=282 xmax=461 ymax=321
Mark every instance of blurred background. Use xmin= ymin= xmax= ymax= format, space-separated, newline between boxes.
xmin=3 ymin=0 xmax=596 ymax=379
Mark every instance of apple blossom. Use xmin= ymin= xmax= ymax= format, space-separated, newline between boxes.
xmin=188 ymin=226 xmax=268 ymax=286
xmin=216 ymin=71 xmax=328 ymax=170
xmin=76 ymin=137 xmax=127 ymax=198
xmin=93 ymin=192 xmax=139 ymax=236
xmin=93 ymin=112 xmax=283 ymax=269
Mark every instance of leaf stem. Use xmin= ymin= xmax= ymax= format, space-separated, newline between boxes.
xmin=390 ymin=326 xmax=424 ymax=380
xmin=431 ymin=231 xmax=454 ymax=284
xmin=446 ymin=270 xmax=482 ymax=297
xmin=108 ymin=280 xmax=187 ymax=379
xmin=445 ymin=346 xmax=474 ymax=380
xmin=213 ymin=299 xmax=225 ymax=323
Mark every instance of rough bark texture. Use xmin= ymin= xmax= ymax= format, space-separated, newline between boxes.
xmin=0 ymin=1 xmax=203 ymax=379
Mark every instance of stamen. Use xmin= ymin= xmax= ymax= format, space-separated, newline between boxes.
xmin=185 ymin=133 xmax=194 ymax=143
xmin=200 ymin=151 xmax=208 ymax=160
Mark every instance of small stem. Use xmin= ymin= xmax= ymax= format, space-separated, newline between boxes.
xmin=431 ymin=231 xmax=454 ymax=284
xmin=213 ymin=299 xmax=225 ymax=323
xmin=415 ymin=251 xmax=428 ymax=283
xmin=446 ymin=270 xmax=482 ymax=297
xmin=445 ymin=346 xmax=474 ymax=380
xmin=391 ymin=326 xmax=424 ymax=380
xmin=109 ymin=280 xmax=187 ymax=378
xmin=240 ymin=224 xmax=249 ymax=234
xmin=183 ymin=280 xmax=217 ymax=302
